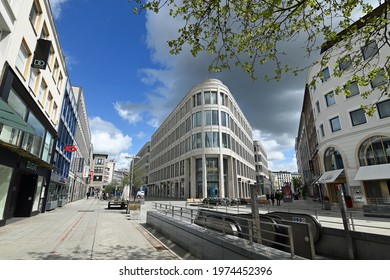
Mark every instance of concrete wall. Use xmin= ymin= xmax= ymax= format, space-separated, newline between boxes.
xmin=148 ymin=211 xmax=390 ymax=260
xmin=316 ymin=227 xmax=390 ymax=259
xmin=146 ymin=211 xmax=303 ymax=260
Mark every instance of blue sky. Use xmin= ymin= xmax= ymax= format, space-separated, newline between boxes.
xmin=50 ymin=0 xmax=305 ymax=171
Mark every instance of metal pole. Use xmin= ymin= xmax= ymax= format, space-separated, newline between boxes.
xmin=250 ymin=184 xmax=262 ymax=244
xmin=336 ymin=184 xmax=356 ymax=259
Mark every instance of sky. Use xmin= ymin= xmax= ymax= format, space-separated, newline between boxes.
xmin=48 ymin=0 xmax=319 ymax=172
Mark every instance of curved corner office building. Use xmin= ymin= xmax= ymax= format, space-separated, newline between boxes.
xmin=148 ymin=79 xmax=256 ymax=199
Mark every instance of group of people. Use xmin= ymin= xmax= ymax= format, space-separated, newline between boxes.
xmin=86 ymin=190 xmax=109 ymax=200
xmin=266 ymin=191 xmax=282 ymax=206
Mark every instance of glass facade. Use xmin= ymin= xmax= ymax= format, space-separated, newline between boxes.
xmin=358 ymin=135 xmax=390 ymax=166
xmin=0 ymin=165 xmax=13 ymax=220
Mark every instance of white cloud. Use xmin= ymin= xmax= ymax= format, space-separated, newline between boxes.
xmin=136 ymin=131 xmax=147 ymax=139
xmin=49 ymin=0 xmax=69 ymax=19
xmin=89 ymin=117 xmax=132 ymax=156
xmin=114 ymin=102 xmax=143 ymax=124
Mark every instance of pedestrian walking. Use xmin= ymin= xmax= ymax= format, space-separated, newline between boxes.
xmin=270 ymin=192 xmax=275 ymax=206
xmin=275 ymin=192 xmax=281 ymax=206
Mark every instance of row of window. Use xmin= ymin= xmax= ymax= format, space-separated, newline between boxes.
xmin=150 ymin=157 xmax=255 ymax=185
xmin=15 ymin=1 xmax=67 ymax=126
xmin=152 ymin=88 xmax=252 ymax=149
xmin=150 ymin=130 xmax=255 ymax=173
xmin=320 ymin=40 xmax=380 ymax=83
xmin=0 ymin=87 xmax=54 ymax=164
xmin=316 ymin=80 xmax=388 ymax=115
xmin=318 ymin=99 xmax=390 ymax=137
xmin=324 ymin=135 xmax=390 ymax=172
xmin=151 ymin=108 xmax=254 ymax=167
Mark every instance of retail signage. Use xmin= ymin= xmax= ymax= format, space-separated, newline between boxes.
xmin=26 ymin=161 xmax=37 ymax=171
xmin=83 ymin=166 xmax=90 ymax=178
xmin=31 ymin=39 xmax=52 ymax=70
xmin=64 ymin=145 xmax=77 ymax=152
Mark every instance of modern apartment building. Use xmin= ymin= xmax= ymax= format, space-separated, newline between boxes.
xmin=295 ymin=86 xmax=321 ymax=197
xmin=270 ymin=171 xmax=294 ymax=193
xmin=90 ymin=154 xmax=108 ymax=192
xmin=147 ymin=79 xmax=256 ymax=199
xmin=296 ymin=3 xmax=390 ymax=207
xmin=67 ymin=86 xmax=92 ymax=203
xmin=253 ymin=140 xmax=271 ymax=195
xmin=0 ymin=0 xmax=68 ymax=225
xmin=133 ymin=141 xmax=150 ymax=191
xmin=47 ymin=80 xmax=76 ymax=210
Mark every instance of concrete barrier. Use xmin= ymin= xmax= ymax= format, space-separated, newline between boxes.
xmin=146 ymin=211 xmax=304 ymax=260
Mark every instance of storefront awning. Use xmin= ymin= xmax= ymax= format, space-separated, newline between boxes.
xmin=0 ymin=99 xmax=37 ymax=135
xmin=316 ymin=169 xmax=344 ymax=183
xmin=354 ymin=164 xmax=390 ymax=181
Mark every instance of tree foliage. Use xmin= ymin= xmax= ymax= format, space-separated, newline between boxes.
xmin=131 ymin=0 xmax=389 ymax=114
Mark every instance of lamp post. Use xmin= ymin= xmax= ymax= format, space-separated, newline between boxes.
xmin=125 ymin=155 xmax=140 ymax=203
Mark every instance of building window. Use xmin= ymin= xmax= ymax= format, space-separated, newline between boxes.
xmin=192 ymin=111 xmax=202 ymax=128
xmin=41 ymin=132 xmax=54 ymax=163
xmin=205 ymin=131 xmax=212 ymax=147
xmin=221 ymin=132 xmax=230 ymax=148
xmin=37 ymin=79 xmax=47 ymax=105
xmin=192 ymin=132 xmax=202 ymax=149
xmin=95 ymin=158 xmax=104 ymax=165
xmin=350 ymin=108 xmax=367 ymax=126
xmin=205 ymin=131 xmax=219 ymax=148
xmin=219 ymin=92 xmax=226 ymax=106
xmin=345 ymin=81 xmax=360 ymax=98
xmin=45 ymin=93 xmax=53 ymax=112
xmin=321 ymin=67 xmax=330 ymax=82
xmin=51 ymin=103 xmax=58 ymax=121
xmin=212 ymin=110 xmax=219 ymax=125
xmin=193 ymin=92 xmax=202 ymax=107
xmin=330 ymin=116 xmax=341 ymax=132
xmin=371 ymin=69 xmax=387 ymax=89
xmin=325 ymin=92 xmax=336 ymax=107
xmin=316 ymin=101 xmax=320 ymax=113
xmin=40 ymin=23 xmax=50 ymax=39
xmin=29 ymin=0 xmax=41 ymax=30
xmin=28 ymin=68 xmax=39 ymax=93
xmin=22 ymin=112 xmax=44 ymax=157
xmin=377 ymin=99 xmax=390 ymax=119
xmin=361 ymin=41 xmax=379 ymax=60
xmin=221 ymin=111 xmax=229 ymax=127
xmin=7 ymin=88 xmax=28 ymax=119
xmin=15 ymin=40 xmax=31 ymax=77
xmin=324 ymin=147 xmax=344 ymax=171
xmin=338 ymin=54 xmax=352 ymax=71
xmin=358 ymin=135 xmax=390 ymax=166
xmin=320 ymin=124 xmax=325 ymax=137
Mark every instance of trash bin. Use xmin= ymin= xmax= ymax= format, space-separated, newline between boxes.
xmin=345 ymin=195 xmax=353 ymax=208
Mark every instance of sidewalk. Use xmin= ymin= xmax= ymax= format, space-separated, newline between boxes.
xmin=0 ymin=198 xmax=183 ymax=260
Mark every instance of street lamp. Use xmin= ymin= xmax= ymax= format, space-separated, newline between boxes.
xmin=125 ymin=155 xmax=140 ymax=203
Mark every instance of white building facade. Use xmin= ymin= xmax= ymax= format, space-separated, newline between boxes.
xmin=0 ymin=0 xmax=69 ymax=224
xmin=305 ymin=4 xmax=390 ymax=207
xmin=147 ymin=79 xmax=256 ymax=199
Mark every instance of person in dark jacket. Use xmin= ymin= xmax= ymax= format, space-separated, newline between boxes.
xmin=275 ymin=192 xmax=281 ymax=206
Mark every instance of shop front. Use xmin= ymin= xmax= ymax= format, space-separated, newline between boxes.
xmin=0 ymin=66 xmax=57 ymax=226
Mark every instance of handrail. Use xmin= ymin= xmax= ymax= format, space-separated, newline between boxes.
xmin=153 ymin=202 xmax=296 ymax=259
xmin=367 ymin=198 xmax=390 ymax=205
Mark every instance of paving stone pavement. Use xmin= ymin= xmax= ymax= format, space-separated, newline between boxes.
xmin=0 ymin=198 xmax=184 ymax=260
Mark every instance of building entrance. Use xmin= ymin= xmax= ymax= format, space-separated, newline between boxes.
xmin=9 ymin=172 xmax=38 ymax=218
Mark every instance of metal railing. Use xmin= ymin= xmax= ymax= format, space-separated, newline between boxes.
xmin=153 ymin=202 xmax=296 ymax=259
xmin=367 ymin=198 xmax=390 ymax=205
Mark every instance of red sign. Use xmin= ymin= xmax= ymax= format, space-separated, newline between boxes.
xmin=64 ymin=145 xmax=77 ymax=152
